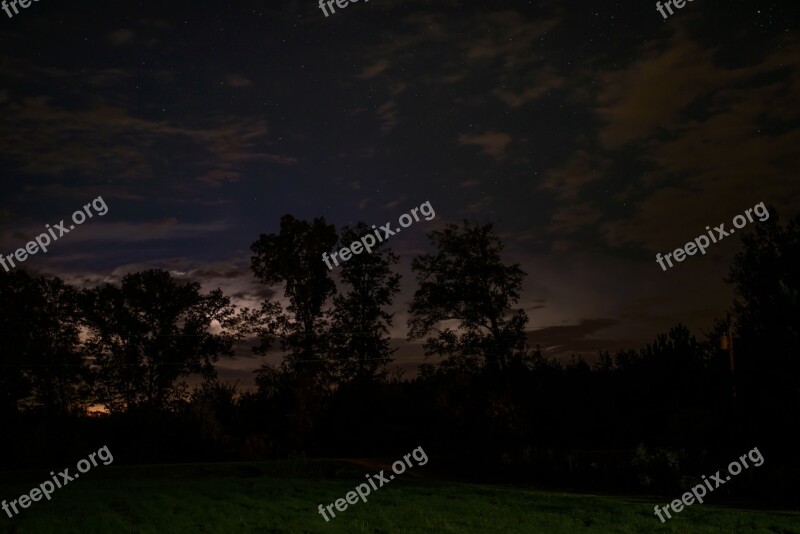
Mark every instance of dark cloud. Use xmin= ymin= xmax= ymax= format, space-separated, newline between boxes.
xmin=458 ymin=131 xmax=513 ymax=161
xmin=0 ymin=97 xmax=293 ymax=188
xmin=526 ymin=319 xmax=637 ymax=362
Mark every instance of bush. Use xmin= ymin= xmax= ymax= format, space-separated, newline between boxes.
xmin=631 ymin=443 xmax=687 ymax=493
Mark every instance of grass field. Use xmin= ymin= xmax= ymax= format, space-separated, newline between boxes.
xmin=0 ymin=460 xmax=797 ymax=533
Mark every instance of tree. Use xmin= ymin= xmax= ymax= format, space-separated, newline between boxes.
xmin=27 ymin=275 xmax=88 ymax=415
xmin=727 ymin=209 xmax=800 ymax=363
xmin=249 ymin=214 xmax=338 ymax=385
xmin=726 ymin=209 xmax=800 ymax=429
xmin=82 ymin=269 xmax=237 ymax=411
xmin=328 ymin=222 xmax=401 ymax=383
xmin=0 ymin=269 xmax=37 ymax=415
xmin=0 ymin=270 xmax=86 ymax=416
xmin=408 ymin=220 xmax=529 ymax=372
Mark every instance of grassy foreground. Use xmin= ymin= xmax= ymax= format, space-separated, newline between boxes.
xmin=0 ymin=461 xmax=797 ymax=533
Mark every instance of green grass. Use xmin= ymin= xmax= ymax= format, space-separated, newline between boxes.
xmin=0 ymin=461 xmax=797 ymax=533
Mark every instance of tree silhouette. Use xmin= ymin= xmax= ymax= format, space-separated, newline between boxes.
xmin=726 ymin=209 xmax=800 ymax=452
xmin=728 ymin=209 xmax=800 ymax=370
xmin=408 ymin=220 xmax=529 ymax=372
xmin=250 ymin=214 xmax=338 ymax=385
xmin=0 ymin=270 xmax=38 ymax=415
xmin=28 ymin=275 xmax=87 ymax=415
xmin=82 ymin=269 xmax=236 ymax=411
xmin=0 ymin=270 xmax=86 ymax=416
xmin=328 ymin=222 xmax=401 ymax=383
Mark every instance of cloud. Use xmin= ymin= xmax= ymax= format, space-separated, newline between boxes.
xmin=357 ymin=59 xmax=391 ymax=79
xmin=458 ymin=131 xmax=512 ymax=160
xmin=108 ymin=29 xmax=157 ymax=47
xmin=108 ymin=29 xmax=135 ymax=46
xmin=189 ymin=266 xmax=250 ymax=280
xmin=526 ymin=319 xmax=635 ymax=361
xmin=376 ymin=100 xmax=399 ymax=134
xmin=47 ymin=257 xmax=274 ymax=318
xmin=464 ymin=12 xmax=558 ymax=67
xmin=536 ymin=26 xmax=800 ymax=253
xmin=226 ymin=74 xmax=253 ymax=87
xmin=548 ymin=202 xmax=603 ymax=246
xmin=492 ymin=68 xmax=563 ymax=107
xmin=464 ymin=195 xmax=494 ymax=215
xmin=0 ymin=97 xmax=295 ymax=186
xmin=595 ymin=31 xmax=800 ymax=249
xmin=184 ymin=262 xmax=276 ymax=307
xmin=542 ymin=150 xmax=612 ymax=199
xmin=353 ymin=8 xmax=561 ymax=150
xmin=379 ymin=196 xmax=410 ymax=211
xmin=0 ymin=219 xmax=235 ymax=253
xmin=22 ymin=183 xmax=145 ymax=201
xmin=597 ymin=30 xmax=714 ymax=148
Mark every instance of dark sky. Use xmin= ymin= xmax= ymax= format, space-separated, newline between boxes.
xmin=1 ymin=0 xmax=798 ymax=387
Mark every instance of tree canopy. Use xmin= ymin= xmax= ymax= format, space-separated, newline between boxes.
xmin=408 ymin=220 xmax=529 ymax=372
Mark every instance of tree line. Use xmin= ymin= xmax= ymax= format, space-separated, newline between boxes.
xmin=1 ymin=211 xmax=797 ymax=501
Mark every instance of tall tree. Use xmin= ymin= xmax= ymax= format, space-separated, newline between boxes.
xmin=408 ymin=220 xmax=529 ymax=372
xmin=28 ymin=275 xmax=88 ymax=415
xmin=0 ymin=269 xmax=87 ymax=414
xmin=728 ymin=209 xmax=800 ymax=358
xmin=328 ymin=222 xmax=401 ymax=382
xmin=82 ymin=269 xmax=237 ymax=411
xmin=726 ymin=209 xmax=800 ymax=423
xmin=0 ymin=269 xmax=37 ymax=415
xmin=250 ymin=215 xmax=338 ymax=384
xmin=0 ymin=270 xmax=86 ymax=416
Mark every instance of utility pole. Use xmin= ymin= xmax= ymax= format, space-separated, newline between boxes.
xmin=720 ymin=314 xmax=736 ymax=400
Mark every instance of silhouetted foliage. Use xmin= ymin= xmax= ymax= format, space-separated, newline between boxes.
xmin=250 ymin=214 xmax=338 ymax=385
xmin=726 ymin=208 xmax=800 ymax=458
xmin=82 ymin=269 xmax=237 ymax=411
xmin=0 ymin=269 xmax=86 ymax=416
xmin=328 ymin=222 xmax=401 ymax=383
xmin=408 ymin=220 xmax=529 ymax=372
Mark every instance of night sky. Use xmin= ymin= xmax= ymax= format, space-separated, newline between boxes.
xmin=1 ymin=0 xmax=798 ymax=387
